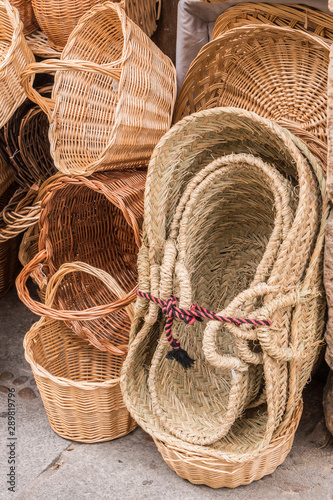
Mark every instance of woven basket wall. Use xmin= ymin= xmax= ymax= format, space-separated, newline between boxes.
xmin=0 ymin=0 xmax=35 ymax=129
xmin=9 ymin=0 xmax=37 ymax=34
xmin=212 ymin=3 xmax=333 ymax=41
xmin=121 ymin=108 xmax=327 ymax=487
xmin=174 ymin=25 xmax=329 ymax=169
xmin=22 ymin=2 xmax=176 ymax=175
xmin=17 ymin=170 xmax=146 ymax=355
xmin=24 ymin=315 xmax=137 ymax=442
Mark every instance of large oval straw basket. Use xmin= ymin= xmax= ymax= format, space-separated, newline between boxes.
xmin=212 ymin=3 xmax=333 ymax=41
xmin=121 ymin=108 xmax=326 ymax=486
xmin=174 ymin=25 xmax=329 ymax=169
xmin=17 ymin=170 xmax=146 ymax=355
xmin=9 ymin=0 xmax=37 ymax=34
xmin=0 ymin=0 xmax=34 ymax=129
xmin=21 ymin=2 xmax=176 ymax=175
xmin=4 ymin=85 xmax=56 ymax=189
xmin=24 ymin=315 xmax=137 ymax=442
xmin=154 ymin=402 xmax=302 ymax=488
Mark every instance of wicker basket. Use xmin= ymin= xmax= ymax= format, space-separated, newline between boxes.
xmin=4 ymin=85 xmax=56 ymax=189
xmin=9 ymin=0 xmax=37 ymax=34
xmin=154 ymin=402 xmax=302 ymax=489
xmin=17 ymin=170 xmax=146 ymax=355
xmin=0 ymin=148 xmax=15 ymax=198
xmin=212 ymin=3 xmax=333 ymax=41
xmin=121 ymin=108 xmax=326 ymax=485
xmin=24 ymin=314 xmax=137 ymax=442
xmin=21 ymin=2 xmax=176 ymax=176
xmin=174 ymin=25 xmax=329 ymax=169
xmin=31 ymin=0 xmax=161 ymax=52
xmin=0 ymin=0 xmax=35 ymax=129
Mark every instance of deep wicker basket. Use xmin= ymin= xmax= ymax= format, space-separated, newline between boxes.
xmin=17 ymin=170 xmax=146 ymax=355
xmin=174 ymin=25 xmax=329 ymax=169
xmin=0 ymin=0 xmax=35 ymax=129
xmin=9 ymin=0 xmax=37 ymax=34
xmin=24 ymin=315 xmax=137 ymax=442
xmin=121 ymin=108 xmax=326 ymax=486
xmin=21 ymin=2 xmax=176 ymax=175
xmin=212 ymin=3 xmax=333 ymax=41
xmin=4 ymin=85 xmax=56 ymax=189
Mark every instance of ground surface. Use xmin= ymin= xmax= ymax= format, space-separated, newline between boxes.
xmin=1 ymin=285 xmax=333 ymax=500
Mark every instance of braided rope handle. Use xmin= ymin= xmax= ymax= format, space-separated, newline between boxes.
xmin=0 ymin=185 xmax=40 ymax=242
xmin=16 ymin=250 xmax=137 ymax=321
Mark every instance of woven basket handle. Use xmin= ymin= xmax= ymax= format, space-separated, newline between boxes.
xmin=21 ymin=60 xmax=122 ymax=121
xmin=0 ymin=185 xmax=41 ymax=242
xmin=16 ymin=250 xmax=137 ymax=320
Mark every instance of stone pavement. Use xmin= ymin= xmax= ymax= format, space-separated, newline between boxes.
xmin=1 ymin=286 xmax=332 ymax=500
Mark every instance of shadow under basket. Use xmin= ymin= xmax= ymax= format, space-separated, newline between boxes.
xmin=24 ymin=316 xmax=137 ymax=443
xmin=154 ymin=402 xmax=302 ymax=489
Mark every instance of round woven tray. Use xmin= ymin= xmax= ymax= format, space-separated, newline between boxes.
xmin=21 ymin=2 xmax=176 ymax=175
xmin=212 ymin=3 xmax=333 ymax=41
xmin=24 ymin=315 xmax=137 ymax=442
xmin=174 ymin=25 xmax=329 ymax=169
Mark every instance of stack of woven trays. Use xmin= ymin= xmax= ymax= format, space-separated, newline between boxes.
xmin=121 ymin=106 xmax=327 ymax=488
xmin=13 ymin=1 xmax=176 ymax=443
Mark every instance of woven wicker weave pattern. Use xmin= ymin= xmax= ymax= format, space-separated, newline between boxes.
xmin=24 ymin=316 xmax=137 ymax=442
xmin=17 ymin=170 xmax=146 ymax=355
xmin=0 ymin=0 xmax=35 ymax=129
xmin=212 ymin=3 xmax=333 ymax=40
xmin=21 ymin=2 xmax=176 ymax=175
xmin=9 ymin=0 xmax=37 ymax=34
xmin=174 ymin=25 xmax=329 ymax=168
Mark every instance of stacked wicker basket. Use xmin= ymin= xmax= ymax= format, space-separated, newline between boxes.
xmin=120 ymin=1 xmax=331 ymax=489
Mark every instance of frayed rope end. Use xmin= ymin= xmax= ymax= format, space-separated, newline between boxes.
xmin=166 ymin=348 xmax=195 ymax=369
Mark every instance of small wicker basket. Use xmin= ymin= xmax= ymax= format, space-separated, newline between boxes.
xmin=17 ymin=170 xmax=146 ymax=355
xmin=24 ymin=315 xmax=137 ymax=443
xmin=175 ymin=25 xmax=329 ymax=168
xmin=21 ymin=2 xmax=176 ymax=175
xmin=0 ymin=0 xmax=35 ymax=129
xmin=9 ymin=0 xmax=37 ymax=34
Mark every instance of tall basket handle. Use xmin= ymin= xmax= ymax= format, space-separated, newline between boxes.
xmin=21 ymin=60 xmax=122 ymax=121
xmin=16 ymin=250 xmax=137 ymax=321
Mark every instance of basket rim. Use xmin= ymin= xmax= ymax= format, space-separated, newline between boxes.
xmin=0 ymin=0 xmax=25 ymax=73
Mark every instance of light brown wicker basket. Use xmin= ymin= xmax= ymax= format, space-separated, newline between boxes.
xmin=121 ymin=108 xmax=326 ymax=486
xmin=174 ymin=25 xmax=329 ymax=169
xmin=31 ymin=0 xmax=161 ymax=52
xmin=21 ymin=2 xmax=176 ymax=175
xmin=212 ymin=3 xmax=333 ymax=41
xmin=9 ymin=0 xmax=37 ymax=34
xmin=24 ymin=314 xmax=137 ymax=443
xmin=16 ymin=170 xmax=146 ymax=355
xmin=0 ymin=0 xmax=35 ymax=129
xmin=154 ymin=402 xmax=302 ymax=489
